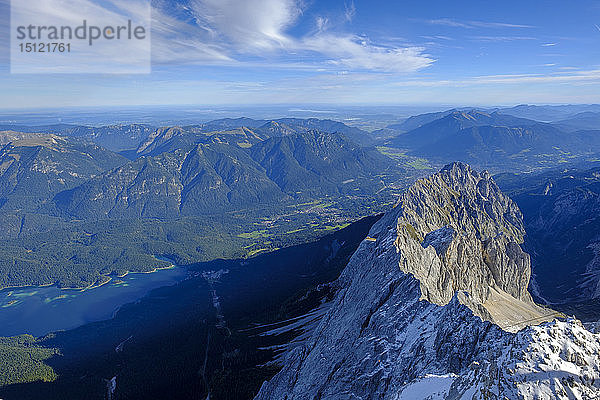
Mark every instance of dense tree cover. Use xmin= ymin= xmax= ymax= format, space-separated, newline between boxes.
xmin=0 ymin=193 xmax=393 ymax=289
xmin=0 ymin=134 xmax=126 ymax=211
xmin=0 ymin=335 xmax=58 ymax=386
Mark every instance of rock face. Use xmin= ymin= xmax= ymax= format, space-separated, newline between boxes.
xmin=393 ymin=163 xmax=548 ymax=328
xmin=255 ymin=162 xmax=600 ymax=400
xmin=494 ymin=166 xmax=600 ymax=304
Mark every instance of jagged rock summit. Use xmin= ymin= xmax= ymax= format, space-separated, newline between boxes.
xmin=394 ymin=162 xmax=552 ymax=330
xmin=255 ymin=162 xmax=600 ymax=400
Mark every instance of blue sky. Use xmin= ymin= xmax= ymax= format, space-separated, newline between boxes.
xmin=1 ymin=0 xmax=600 ymax=109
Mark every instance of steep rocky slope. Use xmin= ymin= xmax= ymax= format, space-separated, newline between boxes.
xmin=391 ymin=163 xmax=550 ymax=328
xmin=255 ymin=163 xmax=600 ymax=400
xmin=494 ymin=166 xmax=600 ymax=320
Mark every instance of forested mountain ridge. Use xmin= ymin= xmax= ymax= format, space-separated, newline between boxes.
xmin=385 ymin=110 xmax=600 ymax=171
xmin=55 ymin=142 xmax=289 ymax=219
xmin=0 ymin=124 xmax=154 ymax=153
xmin=57 ymin=130 xmax=396 ymax=219
xmin=0 ymin=132 xmax=127 ymax=213
xmin=135 ymin=117 xmax=374 ymax=157
xmin=250 ymin=130 xmax=394 ymax=195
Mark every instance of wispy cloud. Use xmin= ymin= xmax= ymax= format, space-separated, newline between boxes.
xmin=391 ymin=69 xmax=600 ymax=87
xmin=10 ymin=0 xmax=431 ymax=73
xmin=344 ymin=1 xmax=356 ymax=22
xmin=301 ymin=35 xmax=434 ymax=72
xmin=150 ymin=0 xmax=434 ymax=73
xmin=426 ymin=18 xmax=534 ymax=29
xmin=469 ymin=36 xmax=537 ymax=42
xmin=542 ymin=43 xmax=557 ymax=47
xmin=426 ymin=18 xmax=470 ymax=28
xmin=187 ymin=0 xmax=300 ymax=51
xmin=421 ymin=35 xmax=454 ymax=41
xmin=315 ymin=16 xmax=329 ymax=33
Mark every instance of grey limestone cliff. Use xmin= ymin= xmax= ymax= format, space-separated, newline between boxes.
xmin=393 ymin=162 xmax=549 ymax=328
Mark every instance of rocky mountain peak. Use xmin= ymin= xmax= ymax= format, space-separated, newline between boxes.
xmin=393 ymin=162 xmax=551 ymax=328
xmin=255 ymin=163 xmax=600 ymax=400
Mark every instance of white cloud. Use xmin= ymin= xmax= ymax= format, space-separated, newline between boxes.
xmin=187 ymin=0 xmax=301 ymax=50
xmin=426 ymin=18 xmax=534 ymax=29
xmin=391 ymin=69 xmax=600 ymax=87
xmin=301 ymin=34 xmax=434 ymax=72
xmin=150 ymin=0 xmax=433 ymax=73
xmin=344 ymin=1 xmax=356 ymax=22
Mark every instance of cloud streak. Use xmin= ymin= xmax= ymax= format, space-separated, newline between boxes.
xmin=149 ymin=0 xmax=434 ymax=73
xmin=391 ymin=69 xmax=600 ymax=87
xmin=344 ymin=1 xmax=356 ymax=22
xmin=426 ymin=18 xmax=534 ymax=29
xmin=469 ymin=36 xmax=537 ymax=42
xmin=301 ymin=34 xmax=434 ymax=72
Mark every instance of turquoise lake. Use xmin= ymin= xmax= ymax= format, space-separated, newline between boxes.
xmin=0 ymin=267 xmax=188 ymax=337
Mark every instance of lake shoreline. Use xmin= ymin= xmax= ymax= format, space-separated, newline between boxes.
xmin=0 ymin=259 xmax=178 ymax=293
xmin=79 ymin=263 xmax=178 ymax=293
xmin=0 ymin=262 xmax=187 ymax=338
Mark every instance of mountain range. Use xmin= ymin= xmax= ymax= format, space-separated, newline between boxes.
xmin=554 ymin=111 xmax=600 ymax=132
xmin=0 ymin=122 xmax=407 ymax=289
xmin=0 ymin=131 xmax=126 ymax=215
xmin=0 ymin=106 xmax=600 ymax=400
xmin=383 ymin=110 xmax=600 ymax=170
xmin=0 ymin=124 xmax=154 ymax=153
xmin=498 ymin=104 xmax=600 ymax=122
xmin=55 ymin=130 xmax=394 ymax=220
